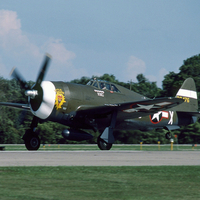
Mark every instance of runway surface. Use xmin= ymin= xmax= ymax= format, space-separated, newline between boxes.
xmin=0 ymin=151 xmax=200 ymax=166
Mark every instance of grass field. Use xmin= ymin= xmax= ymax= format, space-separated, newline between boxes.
xmin=0 ymin=166 xmax=199 ymax=200
xmin=0 ymin=146 xmax=199 ymax=199
xmin=1 ymin=143 xmax=199 ymax=151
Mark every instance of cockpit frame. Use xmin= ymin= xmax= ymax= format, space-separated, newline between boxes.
xmin=87 ymin=79 xmax=120 ymax=93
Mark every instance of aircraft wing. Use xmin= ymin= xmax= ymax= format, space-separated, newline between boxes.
xmin=0 ymin=97 xmax=184 ymax=118
xmin=76 ymin=97 xmax=184 ymax=118
xmin=0 ymin=102 xmax=30 ymax=110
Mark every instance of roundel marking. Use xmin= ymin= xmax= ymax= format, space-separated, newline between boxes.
xmin=149 ymin=111 xmax=169 ymax=124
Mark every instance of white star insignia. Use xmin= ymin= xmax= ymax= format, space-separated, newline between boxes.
xmin=151 ymin=111 xmax=162 ymax=121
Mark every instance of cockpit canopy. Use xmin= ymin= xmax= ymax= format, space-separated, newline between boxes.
xmin=87 ymin=79 xmax=120 ymax=93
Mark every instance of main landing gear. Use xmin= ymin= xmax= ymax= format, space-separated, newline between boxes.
xmin=97 ymin=137 xmax=112 ymax=150
xmin=23 ymin=129 xmax=41 ymax=151
xmin=22 ymin=116 xmax=41 ymax=151
xmin=97 ymin=110 xmax=117 ymax=151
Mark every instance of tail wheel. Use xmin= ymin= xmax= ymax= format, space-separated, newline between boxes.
xmin=165 ymin=132 xmax=172 ymax=139
xmin=24 ymin=133 xmax=40 ymax=151
xmin=97 ymin=137 xmax=112 ymax=150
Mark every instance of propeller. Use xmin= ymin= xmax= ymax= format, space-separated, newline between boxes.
xmin=10 ymin=67 xmax=30 ymax=90
xmin=10 ymin=53 xmax=54 ymax=122
xmin=36 ymin=53 xmax=51 ymax=86
xmin=11 ymin=54 xmax=51 ymax=98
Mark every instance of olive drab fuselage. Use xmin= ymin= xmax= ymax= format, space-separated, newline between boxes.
xmin=46 ymin=79 xmax=197 ymax=133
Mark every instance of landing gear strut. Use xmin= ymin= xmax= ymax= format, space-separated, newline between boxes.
xmin=23 ymin=116 xmax=41 ymax=151
xmin=98 ymin=110 xmax=117 ymax=150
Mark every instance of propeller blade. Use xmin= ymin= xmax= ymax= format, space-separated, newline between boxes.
xmin=35 ymin=53 xmax=52 ymax=86
xmin=10 ymin=67 xmax=29 ymax=90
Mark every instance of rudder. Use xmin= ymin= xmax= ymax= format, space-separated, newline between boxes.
xmin=175 ymin=78 xmax=198 ymax=112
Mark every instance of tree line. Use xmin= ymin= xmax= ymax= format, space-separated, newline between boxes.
xmin=1 ymin=54 xmax=200 ymax=144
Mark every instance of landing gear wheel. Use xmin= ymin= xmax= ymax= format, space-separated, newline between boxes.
xmin=165 ymin=132 xmax=172 ymax=139
xmin=97 ymin=137 xmax=112 ymax=150
xmin=24 ymin=130 xmax=40 ymax=151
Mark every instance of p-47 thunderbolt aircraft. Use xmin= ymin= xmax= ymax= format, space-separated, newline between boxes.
xmin=0 ymin=54 xmax=199 ymax=150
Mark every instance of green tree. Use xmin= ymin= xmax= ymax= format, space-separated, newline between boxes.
xmin=1 ymin=52 xmax=200 ymax=145
xmin=132 ymin=74 xmax=162 ymax=98
xmin=162 ymin=54 xmax=200 ymax=98
xmin=71 ymin=76 xmax=90 ymax=85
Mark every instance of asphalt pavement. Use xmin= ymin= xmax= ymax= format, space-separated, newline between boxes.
xmin=0 ymin=151 xmax=199 ymax=166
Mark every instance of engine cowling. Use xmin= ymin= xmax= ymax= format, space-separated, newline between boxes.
xmin=28 ymin=81 xmax=56 ymax=119
xmin=62 ymin=129 xmax=93 ymax=141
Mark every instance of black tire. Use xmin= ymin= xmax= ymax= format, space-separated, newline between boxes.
xmin=97 ymin=137 xmax=112 ymax=150
xmin=25 ymin=133 xmax=40 ymax=151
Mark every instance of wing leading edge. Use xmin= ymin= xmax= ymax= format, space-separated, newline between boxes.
xmin=0 ymin=102 xmax=30 ymax=110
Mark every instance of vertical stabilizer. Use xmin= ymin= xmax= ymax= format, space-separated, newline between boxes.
xmin=175 ymin=78 xmax=198 ymax=112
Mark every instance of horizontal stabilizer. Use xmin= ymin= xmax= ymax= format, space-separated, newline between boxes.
xmin=177 ymin=111 xmax=200 ymax=117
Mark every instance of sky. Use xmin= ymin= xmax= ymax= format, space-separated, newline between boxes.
xmin=0 ymin=0 xmax=200 ymax=88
